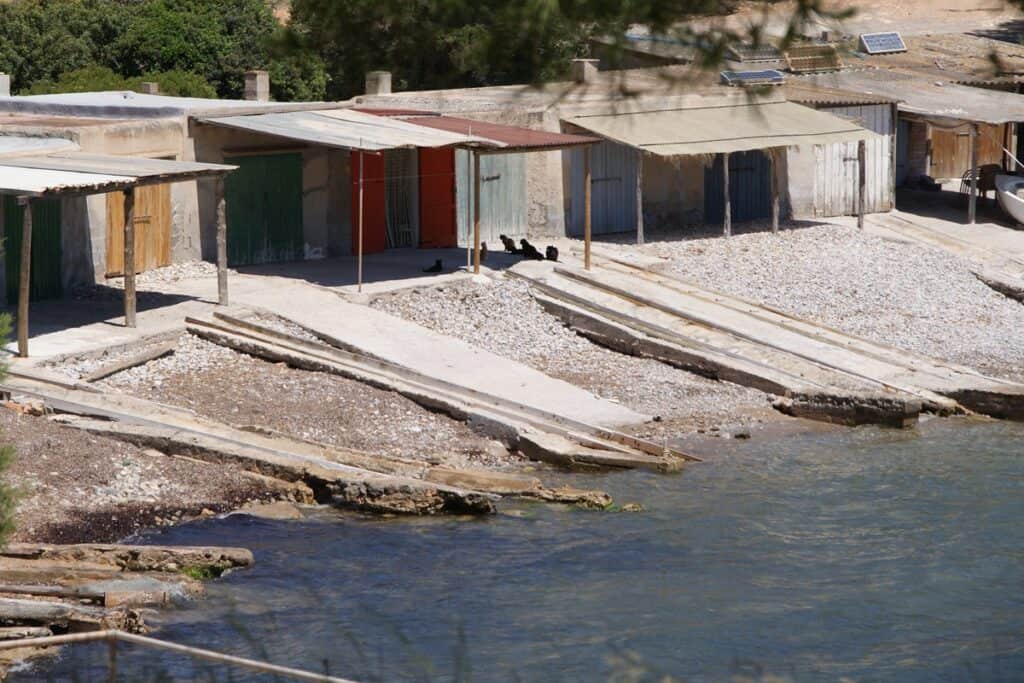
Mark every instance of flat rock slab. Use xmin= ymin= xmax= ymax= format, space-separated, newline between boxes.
xmin=238 ymin=280 xmax=646 ymax=428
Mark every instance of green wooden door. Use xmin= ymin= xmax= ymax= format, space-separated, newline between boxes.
xmin=225 ymin=153 xmax=304 ymax=267
xmin=5 ymin=197 xmax=62 ymax=304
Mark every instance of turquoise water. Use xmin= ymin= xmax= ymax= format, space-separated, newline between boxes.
xmin=16 ymin=418 xmax=1024 ymax=682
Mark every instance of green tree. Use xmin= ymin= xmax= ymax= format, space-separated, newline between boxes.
xmin=26 ymin=66 xmax=217 ymax=98
xmin=287 ymin=0 xmax=854 ymax=100
xmin=0 ymin=0 xmax=128 ymax=94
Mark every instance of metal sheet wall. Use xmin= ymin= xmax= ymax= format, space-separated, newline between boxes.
xmin=384 ymin=148 xmax=419 ymax=248
xmin=4 ymin=196 xmax=62 ymax=303
xmin=704 ymin=150 xmax=772 ymax=223
xmin=224 ymin=153 xmax=305 ymax=266
xmin=456 ymin=150 xmax=528 ymax=247
xmin=812 ymin=104 xmax=893 ymax=216
xmin=565 ymin=139 xmax=638 ymax=237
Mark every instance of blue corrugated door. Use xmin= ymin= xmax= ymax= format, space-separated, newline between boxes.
xmin=704 ymin=151 xmax=771 ymax=223
xmin=5 ymin=197 xmax=62 ymax=304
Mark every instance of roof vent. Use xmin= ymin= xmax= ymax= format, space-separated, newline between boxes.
xmin=244 ymin=70 xmax=270 ymax=102
xmin=365 ymin=71 xmax=392 ymax=95
xmin=0 ymin=74 xmax=9 ymax=97
xmin=571 ymin=58 xmax=599 ymax=84
xmin=139 ymin=81 xmax=159 ymax=95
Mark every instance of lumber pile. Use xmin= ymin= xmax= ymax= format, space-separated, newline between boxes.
xmin=0 ymin=542 xmax=252 ymax=673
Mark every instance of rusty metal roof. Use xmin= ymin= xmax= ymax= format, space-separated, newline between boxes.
xmin=401 ymin=115 xmax=599 ymax=152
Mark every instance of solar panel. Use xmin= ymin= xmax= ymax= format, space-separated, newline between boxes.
xmin=859 ymin=32 xmax=907 ymax=55
xmin=720 ymin=69 xmax=786 ymax=86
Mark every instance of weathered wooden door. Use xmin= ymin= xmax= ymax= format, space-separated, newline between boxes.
xmin=418 ymin=148 xmax=457 ymax=248
xmin=4 ymin=197 xmax=62 ymax=304
xmin=225 ymin=153 xmax=305 ymax=266
xmin=105 ymin=183 xmax=171 ymax=276
xmin=705 ymin=150 xmax=771 ymax=223
xmin=930 ymin=124 xmax=1005 ymax=180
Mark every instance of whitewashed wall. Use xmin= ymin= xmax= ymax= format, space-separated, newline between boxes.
xmin=788 ymin=103 xmax=894 ymax=218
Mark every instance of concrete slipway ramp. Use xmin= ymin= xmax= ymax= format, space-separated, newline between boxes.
xmin=511 ymin=252 xmax=1024 ymax=426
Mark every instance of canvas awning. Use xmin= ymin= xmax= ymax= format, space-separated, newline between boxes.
xmin=563 ymin=98 xmax=877 ymax=157
xmin=0 ymin=152 xmax=235 ymax=197
xmin=200 ymin=108 xmax=502 ymax=152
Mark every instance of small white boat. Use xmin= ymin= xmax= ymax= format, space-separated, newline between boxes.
xmin=995 ymin=174 xmax=1024 ymax=224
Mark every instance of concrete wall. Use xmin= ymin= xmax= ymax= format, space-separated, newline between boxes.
xmin=641 ymin=154 xmax=705 ymax=228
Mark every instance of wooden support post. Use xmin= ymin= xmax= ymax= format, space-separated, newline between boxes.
xmin=769 ymin=148 xmax=780 ymax=234
xmin=16 ymin=199 xmax=32 ymax=358
xmin=123 ymin=188 xmax=136 ymax=328
xmin=635 ymin=152 xmax=644 ymax=245
xmin=357 ymin=150 xmax=364 ymax=292
xmin=857 ymin=138 xmax=867 ymax=231
xmin=722 ymin=152 xmax=731 ymax=238
xmin=473 ymin=150 xmax=481 ymax=274
xmin=969 ymin=123 xmax=979 ymax=225
xmin=584 ymin=145 xmax=592 ymax=270
xmin=215 ymin=177 xmax=228 ymax=306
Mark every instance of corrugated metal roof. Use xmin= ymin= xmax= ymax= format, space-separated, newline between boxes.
xmin=0 ymin=135 xmax=78 ymax=158
xmin=402 ymin=115 xmax=598 ymax=151
xmin=0 ymin=153 xmax=235 ymax=197
xmin=783 ymin=81 xmax=898 ymax=107
xmin=201 ymin=108 xmax=500 ymax=152
xmin=796 ymin=69 xmax=1024 ymax=125
xmin=563 ymin=99 xmax=877 ymax=157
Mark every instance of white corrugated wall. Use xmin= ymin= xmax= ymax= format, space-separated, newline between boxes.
xmin=565 ymin=139 xmax=639 ymax=236
xmin=455 ymin=150 xmax=528 ymax=247
xmin=811 ymin=104 xmax=894 ymax=217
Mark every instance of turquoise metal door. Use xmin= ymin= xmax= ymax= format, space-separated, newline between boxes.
xmin=225 ymin=153 xmax=304 ymax=266
xmin=5 ymin=197 xmax=62 ymax=304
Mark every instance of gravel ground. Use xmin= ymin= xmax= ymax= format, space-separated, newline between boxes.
xmin=635 ymin=223 xmax=1024 ymax=382
xmin=101 ymin=334 xmax=516 ymax=470
xmin=370 ymin=277 xmax=772 ymax=437
xmin=1 ymin=408 xmax=292 ymax=544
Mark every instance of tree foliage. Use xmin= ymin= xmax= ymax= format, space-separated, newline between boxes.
xmin=0 ymin=0 xmax=327 ymax=101
xmin=26 ymin=66 xmax=218 ymax=98
xmin=287 ymin=0 xmax=854 ymax=100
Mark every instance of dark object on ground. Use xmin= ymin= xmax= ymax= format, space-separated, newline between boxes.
xmin=480 ymin=242 xmax=488 ymax=262
xmin=520 ymin=239 xmax=544 ymax=260
xmin=546 ymin=246 xmax=559 ymax=262
xmin=500 ymin=234 xmax=520 ymax=254
xmin=423 ymin=259 xmax=443 ymax=273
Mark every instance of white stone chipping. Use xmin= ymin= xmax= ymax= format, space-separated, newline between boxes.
xmin=638 ymin=224 xmax=1024 ymax=382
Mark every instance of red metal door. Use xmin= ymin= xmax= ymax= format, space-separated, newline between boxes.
xmin=351 ymin=151 xmax=387 ymax=254
xmin=417 ymin=148 xmax=457 ymax=248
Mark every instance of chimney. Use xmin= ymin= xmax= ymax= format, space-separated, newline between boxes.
xmin=139 ymin=81 xmax=160 ymax=95
xmin=244 ymin=70 xmax=270 ymax=102
xmin=571 ymin=58 xmax=599 ymax=84
xmin=0 ymin=74 xmax=10 ymax=97
xmin=365 ymin=71 xmax=392 ymax=95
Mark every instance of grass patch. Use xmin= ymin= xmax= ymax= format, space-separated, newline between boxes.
xmin=180 ymin=565 xmax=225 ymax=580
